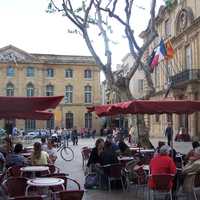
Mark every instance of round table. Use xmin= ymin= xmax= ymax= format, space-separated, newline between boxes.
xmin=20 ymin=166 xmax=49 ymax=177
xmin=25 ymin=177 xmax=65 ymax=197
xmin=118 ymin=156 xmax=134 ymax=161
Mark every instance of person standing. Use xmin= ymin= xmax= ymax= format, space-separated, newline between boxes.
xmin=165 ymin=122 xmax=173 ymax=146
xmin=71 ymin=127 xmax=78 ymax=145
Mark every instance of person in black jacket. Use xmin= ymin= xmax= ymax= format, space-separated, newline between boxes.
xmin=87 ymin=138 xmax=104 ymax=171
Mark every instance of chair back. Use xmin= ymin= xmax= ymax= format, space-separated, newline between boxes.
xmin=103 ymin=164 xmax=122 ymax=178
xmin=134 ymin=166 xmax=147 ymax=185
xmin=3 ymin=177 xmax=28 ymax=197
xmin=81 ymin=148 xmax=91 ymax=160
xmin=9 ymin=196 xmax=43 ymax=200
xmin=7 ymin=166 xmax=22 ymax=177
xmin=152 ymin=174 xmax=174 ymax=191
xmin=59 ymin=190 xmax=84 ymax=200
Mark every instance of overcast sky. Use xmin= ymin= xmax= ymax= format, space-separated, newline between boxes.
xmin=0 ymin=0 xmax=164 ymax=67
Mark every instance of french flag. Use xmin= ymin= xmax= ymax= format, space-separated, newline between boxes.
xmin=150 ymin=39 xmax=167 ymax=69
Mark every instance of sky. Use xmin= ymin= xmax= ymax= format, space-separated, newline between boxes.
xmin=0 ymin=0 xmax=164 ymax=68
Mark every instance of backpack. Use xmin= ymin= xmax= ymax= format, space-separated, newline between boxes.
xmin=84 ymin=173 xmax=98 ymax=189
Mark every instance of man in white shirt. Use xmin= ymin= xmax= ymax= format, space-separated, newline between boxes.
xmin=46 ymin=139 xmax=57 ymax=164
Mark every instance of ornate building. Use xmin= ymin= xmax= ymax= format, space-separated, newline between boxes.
xmin=0 ymin=45 xmax=101 ymax=132
xmin=140 ymin=0 xmax=200 ymax=138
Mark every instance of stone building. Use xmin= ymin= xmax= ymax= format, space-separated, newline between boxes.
xmin=0 ymin=45 xmax=101 ymax=132
xmin=140 ymin=0 xmax=200 ymax=138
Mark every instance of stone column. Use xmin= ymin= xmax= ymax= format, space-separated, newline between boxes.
xmin=186 ymin=85 xmax=197 ymax=138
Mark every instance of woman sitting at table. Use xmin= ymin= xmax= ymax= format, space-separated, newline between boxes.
xmin=31 ymin=142 xmax=51 ymax=165
xmin=118 ymin=141 xmax=132 ymax=156
xmin=87 ymin=138 xmax=104 ymax=172
xmin=6 ymin=143 xmax=28 ymax=168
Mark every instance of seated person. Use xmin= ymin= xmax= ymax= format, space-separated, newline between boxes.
xmin=106 ymin=135 xmax=119 ymax=152
xmin=182 ymin=146 xmax=200 ymax=192
xmin=31 ymin=142 xmax=51 ymax=165
xmin=87 ymin=138 xmax=104 ymax=171
xmin=185 ymin=141 xmax=200 ymax=162
xmin=118 ymin=141 xmax=132 ymax=156
xmin=100 ymin=141 xmax=119 ymax=166
xmin=41 ymin=137 xmax=48 ymax=151
xmin=154 ymin=141 xmax=165 ymax=157
xmin=148 ymin=145 xmax=176 ymax=190
xmin=46 ymin=139 xmax=57 ymax=164
xmin=6 ymin=143 xmax=28 ymax=168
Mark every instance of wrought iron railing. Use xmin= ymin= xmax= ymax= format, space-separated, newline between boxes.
xmin=170 ymin=69 xmax=200 ymax=86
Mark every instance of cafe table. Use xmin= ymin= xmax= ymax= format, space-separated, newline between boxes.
xmin=25 ymin=177 xmax=65 ymax=198
xmin=20 ymin=166 xmax=50 ymax=178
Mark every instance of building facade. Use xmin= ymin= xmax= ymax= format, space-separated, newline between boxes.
xmin=140 ymin=0 xmax=200 ymax=138
xmin=0 ymin=45 xmax=101 ymax=132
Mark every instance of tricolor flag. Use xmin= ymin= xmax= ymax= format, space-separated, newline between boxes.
xmin=150 ymin=39 xmax=167 ymax=68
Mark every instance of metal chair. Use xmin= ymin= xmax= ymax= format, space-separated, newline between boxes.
xmin=102 ymin=163 xmax=125 ymax=191
xmin=149 ymin=174 xmax=174 ymax=200
xmin=193 ymin=173 xmax=200 ymax=200
xmin=2 ymin=177 xmax=28 ymax=198
xmin=81 ymin=147 xmax=91 ymax=169
xmin=7 ymin=166 xmax=22 ymax=177
xmin=56 ymin=190 xmax=84 ymax=200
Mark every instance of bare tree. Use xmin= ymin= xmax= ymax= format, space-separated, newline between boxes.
xmin=47 ymin=0 xmax=159 ymax=147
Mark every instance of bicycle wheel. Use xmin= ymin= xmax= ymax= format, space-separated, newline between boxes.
xmin=60 ymin=147 xmax=74 ymax=161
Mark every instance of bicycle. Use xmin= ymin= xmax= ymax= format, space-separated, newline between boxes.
xmin=57 ymin=135 xmax=74 ymax=161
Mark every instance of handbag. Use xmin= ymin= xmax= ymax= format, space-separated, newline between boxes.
xmin=84 ymin=173 xmax=98 ymax=189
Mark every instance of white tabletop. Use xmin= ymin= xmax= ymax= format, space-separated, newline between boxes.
xmin=20 ymin=166 xmax=49 ymax=172
xmin=118 ymin=156 xmax=134 ymax=161
xmin=27 ymin=178 xmax=64 ymax=187
xmin=143 ymin=165 xmax=150 ymax=171
xmin=129 ymin=147 xmax=144 ymax=150
xmin=137 ymin=149 xmax=155 ymax=153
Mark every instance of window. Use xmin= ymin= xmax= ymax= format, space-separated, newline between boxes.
xmin=6 ymin=83 xmax=14 ymax=96
xmin=154 ymin=67 xmax=160 ymax=87
xmin=7 ymin=66 xmax=15 ymax=77
xmin=26 ymin=83 xmax=34 ymax=96
xmin=166 ymin=114 xmax=172 ymax=122
xmin=65 ymin=112 xmax=73 ymax=129
xmin=165 ymin=19 xmax=171 ymax=37
xmin=84 ymin=69 xmax=92 ymax=79
xmin=65 ymin=69 xmax=73 ymax=78
xmin=185 ymin=45 xmax=192 ymax=69
xmin=85 ymin=113 xmax=92 ymax=129
xmin=46 ymin=68 xmax=54 ymax=77
xmin=25 ymin=120 xmax=36 ymax=131
xmin=155 ymin=114 xmax=160 ymax=122
xmin=84 ymin=85 xmax=92 ymax=103
xmin=26 ymin=66 xmax=35 ymax=77
xmin=138 ymin=79 xmax=144 ymax=92
xmin=65 ymin=85 xmax=73 ymax=103
xmin=46 ymin=85 xmax=54 ymax=96
xmin=46 ymin=116 xmax=54 ymax=129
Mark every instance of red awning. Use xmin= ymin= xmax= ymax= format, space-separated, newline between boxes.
xmin=88 ymin=100 xmax=200 ymax=117
xmin=0 ymin=96 xmax=63 ymax=113
xmin=0 ymin=96 xmax=63 ymax=120
xmin=0 ymin=111 xmax=53 ymax=120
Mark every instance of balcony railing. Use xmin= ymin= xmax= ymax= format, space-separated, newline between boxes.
xmin=170 ymin=69 xmax=200 ymax=86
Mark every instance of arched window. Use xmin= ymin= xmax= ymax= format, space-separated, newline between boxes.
xmin=65 ymin=112 xmax=73 ymax=129
xmin=46 ymin=85 xmax=54 ymax=96
xmin=85 ymin=113 xmax=92 ymax=129
xmin=26 ymin=66 xmax=35 ymax=77
xmin=7 ymin=66 xmax=15 ymax=77
xmin=84 ymin=85 xmax=92 ymax=103
xmin=84 ymin=69 xmax=92 ymax=79
xmin=26 ymin=83 xmax=34 ymax=96
xmin=65 ymin=69 xmax=73 ymax=78
xmin=6 ymin=83 xmax=14 ymax=96
xmin=65 ymin=85 xmax=73 ymax=103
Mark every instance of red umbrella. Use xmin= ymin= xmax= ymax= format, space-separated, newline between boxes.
xmin=88 ymin=100 xmax=200 ymax=117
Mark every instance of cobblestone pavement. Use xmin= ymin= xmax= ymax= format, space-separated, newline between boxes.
xmin=53 ymin=137 xmax=195 ymax=200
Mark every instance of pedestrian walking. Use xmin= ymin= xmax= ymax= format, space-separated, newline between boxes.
xmin=165 ymin=122 xmax=173 ymax=146
xmin=71 ymin=127 xmax=78 ymax=145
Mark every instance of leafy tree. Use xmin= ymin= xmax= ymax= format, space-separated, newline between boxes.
xmin=47 ymin=0 xmax=160 ymax=148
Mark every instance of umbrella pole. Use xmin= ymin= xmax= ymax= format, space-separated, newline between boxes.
xmin=136 ymin=114 xmax=140 ymax=153
xmin=171 ymin=114 xmax=174 ymax=159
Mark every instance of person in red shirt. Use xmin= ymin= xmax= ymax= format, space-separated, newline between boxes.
xmin=148 ymin=144 xmax=176 ymax=189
